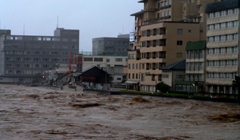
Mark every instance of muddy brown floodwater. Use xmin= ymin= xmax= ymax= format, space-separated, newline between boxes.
xmin=0 ymin=84 xmax=240 ymax=140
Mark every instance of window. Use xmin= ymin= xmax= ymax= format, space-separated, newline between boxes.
xmin=84 ymin=57 xmax=93 ymax=61
xmin=209 ymin=25 xmax=214 ymax=30
xmin=142 ymin=31 xmax=147 ymax=37
xmin=142 ymin=64 xmax=145 ymax=69
xmin=215 ymin=24 xmax=219 ymax=30
xmin=165 ymin=1 xmax=168 ymax=6
xmin=221 ymin=10 xmax=226 ymax=16
xmin=227 ymin=9 xmax=233 ymax=15
xmin=208 ymin=49 xmax=213 ymax=54
xmin=132 ymin=73 xmax=135 ymax=79
xmin=208 ymin=61 xmax=213 ymax=67
xmin=214 ymin=73 xmax=218 ymax=79
xmin=168 ymin=10 xmax=171 ymax=16
xmin=207 ymin=73 xmax=212 ymax=79
xmin=233 ymin=34 xmax=238 ymax=40
xmin=132 ymin=64 xmax=135 ymax=69
xmin=227 ymin=35 xmax=232 ymax=41
xmin=177 ymin=40 xmax=183 ymax=45
xmin=227 ymin=47 xmax=232 ymax=54
xmin=165 ymin=11 xmax=168 ymax=16
xmin=177 ymin=29 xmax=183 ymax=35
xmin=128 ymin=64 xmax=131 ymax=69
xmin=221 ymin=23 xmax=225 ymax=29
xmin=226 ymin=60 xmax=232 ymax=67
xmin=208 ymin=37 xmax=213 ymax=42
xmin=128 ymin=54 xmax=131 ymax=59
xmin=215 ymin=12 xmax=220 ymax=17
xmin=220 ymin=48 xmax=225 ymax=54
xmin=220 ymin=35 xmax=225 ymax=41
xmin=136 ymin=64 xmax=138 ymax=69
xmin=133 ymin=54 xmax=136 ymax=59
xmin=214 ymin=36 xmax=219 ymax=42
xmin=233 ymin=60 xmax=238 ymax=67
xmin=169 ymin=0 xmax=171 ymax=5
xmin=136 ymin=73 xmax=138 ymax=79
xmin=220 ymin=73 xmax=224 ymax=79
xmin=141 ymin=73 xmax=144 ymax=81
xmin=94 ymin=58 xmax=103 ymax=62
xmin=214 ymin=48 xmax=219 ymax=54
xmin=142 ymin=41 xmax=146 ymax=47
xmin=220 ymin=60 xmax=225 ymax=67
xmin=233 ymin=46 xmax=238 ymax=53
xmin=106 ymin=59 xmax=110 ymax=62
xmin=209 ymin=13 xmax=214 ymax=18
xmin=233 ymin=21 xmax=238 ymax=27
xmin=115 ymin=58 xmax=122 ymax=62
xmin=227 ymin=22 xmax=232 ymax=28
xmin=177 ymin=52 xmax=182 ymax=58
xmin=234 ymin=8 xmax=239 ymax=14
xmin=226 ymin=73 xmax=231 ymax=79
xmin=129 ymin=74 xmax=131 ymax=79
xmin=214 ymin=61 xmax=219 ymax=67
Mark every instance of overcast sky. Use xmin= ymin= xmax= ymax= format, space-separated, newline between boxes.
xmin=0 ymin=0 xmax=142 ymax=52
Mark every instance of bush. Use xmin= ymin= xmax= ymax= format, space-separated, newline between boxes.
xmin=156 ymin=82 xmax=170 ymax=93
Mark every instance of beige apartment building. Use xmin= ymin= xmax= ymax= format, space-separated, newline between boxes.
xmin=127 ymin=0 xmax=218 ymax=92
xmin=205 ymin=0 xmax=239 ymax=94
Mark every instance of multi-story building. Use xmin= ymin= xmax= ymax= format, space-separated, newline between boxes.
xmin=205 ymin=0 xmax=239 ymax=94
xmin=0 ymin=28 xmax=79 ymax=83
xmin=127 ymin=0 xmax=218 ymax=92
xmin=92 ymin=34 xmax=129 ymax=56
xmin=75 ymin=54 xmax=127 ymax=86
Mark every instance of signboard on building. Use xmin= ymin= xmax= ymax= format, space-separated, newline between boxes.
xmin=129 ymin=32 xmax=135 ymax=42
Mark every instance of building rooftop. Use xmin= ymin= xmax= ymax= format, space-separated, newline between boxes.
xmin=205 ymin=0 xmax=240 ymax=13
xmin=130 ymin=10 xmax=144 ymax=16
xmin=186 ymin=41 xmax=206 ymax=51
xmin=161 ymin=60 xmax=186 ymax=70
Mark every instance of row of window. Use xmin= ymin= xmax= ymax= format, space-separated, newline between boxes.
xmin=208 ymin=8 xmax=239 ymax=18
xmin=158 ymin=0 xmax=171 ymax=8
xmin=6 ymin=36 xmax=78 ymax=42
xmin=93 ymin=41 xmax=128 ymax=45
xmin=208 ymin=46 xmax=238 ymax=54
xmin=207 ymin=72 xmax=238 ymax=79
xmin=128 ymin=63 xmax=166 ymax=70
xmin=5 ymin=70 xmax=42 ymax=75
xmin=208 ymin=21 xmax=238 ymax=30
xmin=128 ymin=54 xmax=136 ymax=60
xmin=142 ymin=40 xmax=167 ymax=47
xmin=128 ymin=73 xmax=162 ymax=82
xmin=187 ymin=50 xmax=204 ymax=59
xmin=141 ymin=52 xmax=166 ymax=59
xmin=5 ymin=64 xmax=52 ymax=68
xmin=5 ymin=57 xmax=69 ymax=62
xmin=142 ymin=28 xmax=166 ymax=37
xmin=207 ymin=60 xmax=238 ymax=67
xmin=141 ymin=86 xmax=156 ymax=92
xmin=186 ymin=62 xmax=204 ymax=71
xmin=5 ymin=51 xmax=73 ymax=55
xmin=208 ymin=34 xmax=238 ymax=42
xmin=157 ymin=10 xmax=171 ymax=18
xmin=83 ymin=57 xmax=126 ymax=62
xmin=185 ymin=74 xmax=204 ymax=82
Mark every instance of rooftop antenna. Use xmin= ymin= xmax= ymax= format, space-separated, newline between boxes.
xmin=23 ymin=23 xmax=25 ymax=35
xmin=57 ymin=15 xmax=59 ymax=28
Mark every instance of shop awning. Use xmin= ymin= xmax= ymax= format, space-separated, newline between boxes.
xmin=125 ymin=80 xmax=139 ymax=84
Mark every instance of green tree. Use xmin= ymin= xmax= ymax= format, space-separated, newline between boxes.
xmin=156 ymin=82 xmax=170 ymax=93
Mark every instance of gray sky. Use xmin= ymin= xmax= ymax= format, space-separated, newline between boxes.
xmin=0 ymin=0 xmax=142 ymax=51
